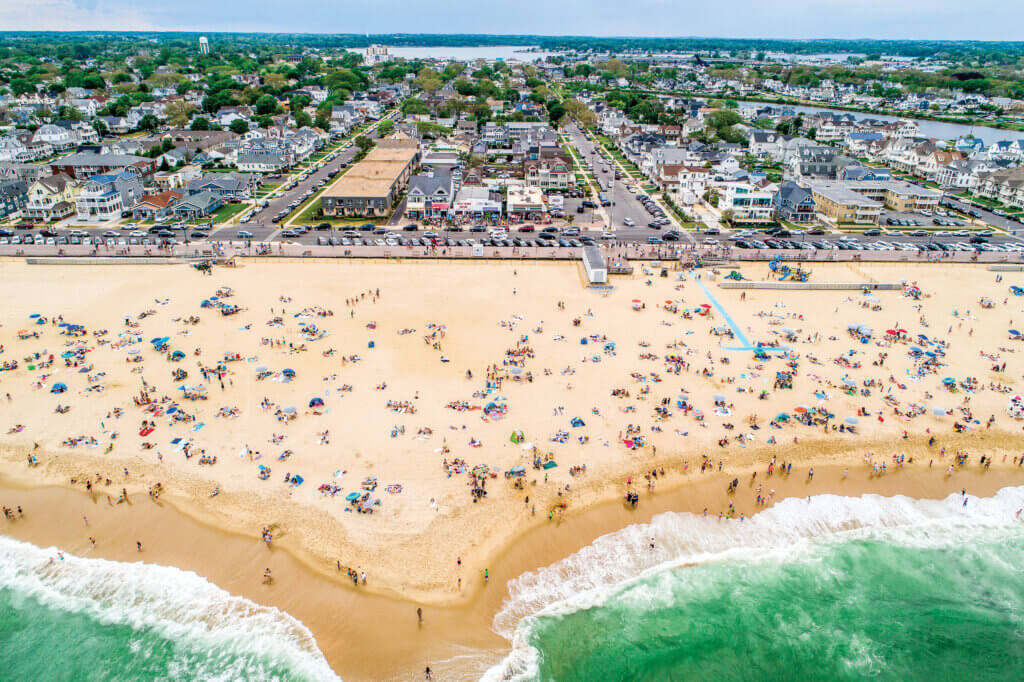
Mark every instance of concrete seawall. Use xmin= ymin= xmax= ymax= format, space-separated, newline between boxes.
xmin=718 ymin=282 xmax=904 ymax=290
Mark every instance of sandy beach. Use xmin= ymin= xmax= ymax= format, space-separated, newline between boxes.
xmin=3 ymin=256 xmax=1024 ymax=678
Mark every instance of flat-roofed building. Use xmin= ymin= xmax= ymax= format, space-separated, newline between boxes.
xmin=320 ymin=143 xmax=419 ymax=217
xmin=810 ymin=183 xmax=882 ymax=224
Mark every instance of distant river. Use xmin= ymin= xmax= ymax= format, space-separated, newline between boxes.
xmin=741 ymin=102 xmax=1024 ymax=145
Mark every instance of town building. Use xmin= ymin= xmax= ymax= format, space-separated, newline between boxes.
xmin=320 ymin=141 xmax=419 ymax=217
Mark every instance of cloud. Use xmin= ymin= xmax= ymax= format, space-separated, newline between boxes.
xmin=0 ymin=0 xmax=156 ymax=30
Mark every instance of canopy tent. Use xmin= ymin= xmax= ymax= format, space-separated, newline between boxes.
xmin=50 ymin=382 xmax=67 ymax=394
xmin=309 ymin=397 xmax=325 ymax=408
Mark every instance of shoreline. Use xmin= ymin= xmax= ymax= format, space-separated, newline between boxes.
xmin=5 ymin=449 xmax=1024 ymax=680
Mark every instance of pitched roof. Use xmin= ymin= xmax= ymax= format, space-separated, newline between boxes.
xmin=136 ymin=190 xmax=182 ymax=209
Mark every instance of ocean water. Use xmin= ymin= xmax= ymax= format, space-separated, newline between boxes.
xmin=0 ymin=536 xmax=340 ymax=682
xmin=486 ymin=487 xmax=1024 ymax=681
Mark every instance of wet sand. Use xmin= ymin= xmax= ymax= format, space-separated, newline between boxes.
xmin=4 ymin=446 xmax=1024 ymax=680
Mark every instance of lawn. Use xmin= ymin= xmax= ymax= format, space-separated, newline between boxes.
xmin=207 ymin=203 xmax=249 ymax=225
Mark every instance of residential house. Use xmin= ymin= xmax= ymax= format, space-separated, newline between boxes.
xmin=74 ymin=169 xmax=145 ymax=221
xmin=153 ymin=164 xmax=202 ymax=190
xmin=0 ymin=180 xmax=29 ymax=218
xmin=524 ymin=158 xmax=572 ymax=189
xmin=237 ymin=150 xmax=290 ymax=173
xmin=186 ymin=173 xmax=255 ymax=200
xmin=722 ymin=183 xmax=775 ymax=224
xmin=97 ymin=116 xmax=131 ymax=135
xmin=51 ymin=152 xmax=155 ymax=180
xmin=977 ymin=166 xmax=1024 ymax=209
xmin=405 ymin=172 xmax=453 ymax=219
xmin=748 ymin=130 xmax=783 ymax=158
xmin=936 ymin=158 xmax=995 ymax=191
xmin=773 ymin=181 xmax=816 ymax=224
xmin=172 ymin=191 xmax=224 ymax=220
xmin=131 ymin=190 xmax=183 ymax=220
xmin=32 ymin=124 xmax=76 ymax=151
xmin=23 ymin=173 xmax=80 ymax=221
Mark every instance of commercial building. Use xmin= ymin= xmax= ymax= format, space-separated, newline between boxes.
xmin=810 ymin=183 xmax=882 ymax=224
xmin=506 ymin=185 xmax=546 ymax=220
xmin=320 ymin=141 xmax=419 ymax=218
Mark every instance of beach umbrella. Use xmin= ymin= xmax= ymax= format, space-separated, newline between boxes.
xmin=897 ymin=328 xmax=908 ymax=334
xmin=160 ymin=336 xmax=170 ymax=343
xmin=942 ymin=377 xmax=956 ymax=385
xmin=714 ymin=393 xmax=726 ymax=402
xmin=632 ymin=299 xmax=641 ymax=303
xmin=917 ymin=334 xmax=928 ymax=341
xmin=128 ymin=349 xmax=140 ymax=355
xmin=61 ymin=351 xmax=75 ymax=359
xmin=932 ymin=408 xmax=947 ymax=416
xmin=700 ymin=304 xmax=711 ymax=309
xmin=29 ymin=313 xmax=40 ymax=318
xmin=775 ymin=412 xmax=789 ymax=421
xmin=910 ymin=346 xmax=922 ymax=354
xmin=255 ymin=366 xmax=268 ymax=372
xmin=844 ymin=416 xmax=859 ymax=425
xmin=782 ymin=328 xmax=795 ymax=334
xmin=309 ymin=397 xmax=324 ymax=407
xmin=1010 ymin=329 xmax=1021 ymax=337
xmin=345 ymin=492 xmax=361 ymax=501
xmin=841 ymin=377 xmax=856 ymax=386
xmin=283 ymin=406 xmax=297 ymax=414
xmin=924 ymin=351 xmax=936 ymax=358
xmin=282 ymin=368 xmax=296 ymax=378
xmin=510 ymin=367 xmax=522 ymax=375
xmin=50 ymin=382 xmax=67 ymax=393
xmin=794 ymin=406 xmax=808 ymax=414
xmin=171 ymin=350 xmax=185 ymax=359
xmin=886 ymin=329 xmax=898 ymax=335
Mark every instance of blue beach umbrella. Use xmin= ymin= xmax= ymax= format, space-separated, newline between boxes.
xmin=845 ymin=416 xmax=859 ymax=425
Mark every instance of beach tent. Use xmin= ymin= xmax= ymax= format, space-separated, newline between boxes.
xmin=50 ymin=382 xmax=67 ymax=394
xmin=775 ymin=412 xmax=790 ymax=422
xmin=170 ymin=350 xmax=186 ymax=360
xmin=570 ymin=417 xmax=586 ymax=428
xmin=510 ymin=430 xmax=524 ymax=444
xmin=282 ymin=368 xmax=296 ymax=378
xmin=542 ymin=461 xmax=558 ymax=470
xmin=509 ymin=465 xmax=526 ymax=477
xmin=309 ymin=397 xmax=325 ymax=408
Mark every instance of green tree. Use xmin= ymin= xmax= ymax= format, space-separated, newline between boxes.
xmin=229 ymin=118 xmax=249 ymax=134
xmin=377 ymin=119 xmax=395 ymax=136
xmin=191 ymin=116 xmax=212 ymax=130
xmin=255 ymin=94 xmax=280 ymax=116
xmin=355 ymin=135 xmax=373 ymax=152
xmin=136 ymin=113 xmax=159 ymax=131
xmin=314 ymin=113 xmax=331 ymax=130
xmin=294 ymin=110 xmax=313 ymax=128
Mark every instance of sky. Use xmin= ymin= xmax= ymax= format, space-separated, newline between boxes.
xmin=1 ymin=0 xmax=1022 ymax=41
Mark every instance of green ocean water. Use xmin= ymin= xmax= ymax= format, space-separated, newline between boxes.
xmin=0 ymin=586 xmax=305 ymax=681
xmin=0 ymin=536 xmax=340 ymax=682
xmin=528 ymin=531 xmax=1024 ymax=682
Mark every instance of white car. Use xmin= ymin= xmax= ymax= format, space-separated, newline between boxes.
xmin=601 ymin=231 xmax=616 ymax=240
xmin=623 ymin=217 xmax=635 ymax=226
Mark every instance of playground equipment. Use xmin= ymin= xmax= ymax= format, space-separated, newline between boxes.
xmin=769 ymin=258 xmax=810 ymax=282
xmin=724 ymin=271 xmax=744 ymax=281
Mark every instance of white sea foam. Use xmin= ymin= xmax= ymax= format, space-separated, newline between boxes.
xmin=0 ymin=535 xmax=341 ymax=681
xmin=484 ymin=486 xmax=1024 ymax=681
